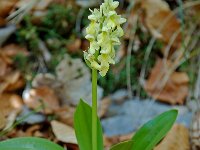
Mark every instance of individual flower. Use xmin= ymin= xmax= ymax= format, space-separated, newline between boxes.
xmin=84 ymin=0 xmax=126 ymax=76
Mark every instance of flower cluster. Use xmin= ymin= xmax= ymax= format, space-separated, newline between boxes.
xmin=84 ymin=0 xmax=126 ymax=76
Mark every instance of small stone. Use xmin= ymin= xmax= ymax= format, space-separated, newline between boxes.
xmin=102 ymin=115 xmax=139 ymax=137
xmin=102 ymin=98 xmax=193 ymax=136
xmin=111 ymin=89 xmax=129 ymax=103
xmin=105 ymin=104 xmax=122 ymax=117
xmin=176 ymin=112 xmax=193 ymax=128
xmin=0 ymin=25 xmax=16 ymax=46
xmin=187 ymin=100 xmax=199 ymax=112
xmin=17 ymin=106 xmax=45 ymax=124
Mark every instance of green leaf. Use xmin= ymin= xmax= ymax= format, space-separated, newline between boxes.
xmin=110 ymin=140 xmax=134 ymax=150
xmin=132 ymin=109 xmax=178 ymax=150
xmin=74 ymin=99 xmax=104 ymax=150
xmin=0 ymin=147 xmax=32 ymax=150
xmin=0 ymin=137 xmax=64 ymax=150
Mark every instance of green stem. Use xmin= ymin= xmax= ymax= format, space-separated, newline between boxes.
xmin=92 ymin=69 xmax=98 ymax=150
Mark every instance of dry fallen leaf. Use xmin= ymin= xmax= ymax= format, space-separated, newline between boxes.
xmin=0 ymin=44 xmax=29 ymax=57
xmin=0 ymin=70 xmax=24 ymax=94
xmin=0 ymin=94 xmax=23 ymax=131
xmin=0 ymin=55 xmax=8 ymax=77
xmin=0 ymin=47 xmax=26 ymax=93
xmin=51 ymin=120 xmax=77 ymax=144
xmin=66 ymin=38 xmax=81 ymax=53
xmin=104 ymin=133 xmax=133 ymax=149
xmin=154 ymin=124 xmax=190 ymax=150
xmin=145 ymin=59 xmax=189 ymax=104
xmin=0 ymin=0 xmax=18 ymax=26
xmin=141 ymin=0 xmax=181 ymax=50
xmin=0 ymin=93 xmax=23 ymax=118
xmin=26 ymin=125 xmax=42 ymax=137
xmin=4 ymin=110 xmax=19 ymax=131
xmin=0 ymin=112 xmax=6 ymax=130
xmin=122 ymin=0 xmax=181 ymax=59
xmin=23 ymin=86 xmax=60 ymax=114
xmin=6 ymin=76 xmax=25 ymax=92
xmin=0 ymin=51 xmax=13 ymax=65
xmin=54 ymin=105 xmax=75 ymax=126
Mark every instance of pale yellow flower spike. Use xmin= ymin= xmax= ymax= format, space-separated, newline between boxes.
xmin=84 ymin=0 xmax=126 ymax=77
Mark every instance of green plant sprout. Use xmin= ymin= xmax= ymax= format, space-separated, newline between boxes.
xmin=0 ymin=0 xmax=177 ymax=150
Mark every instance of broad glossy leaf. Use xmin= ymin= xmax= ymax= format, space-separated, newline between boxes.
xmin=132 ymin=109 xmax=178 ymax=150
xmin=74 ymin=99 xmax=103 ymax=150
xmin=0 ymin=137 xmax=64 ymax=150
xmin=110 ymin=140 xmax=134 ymax=150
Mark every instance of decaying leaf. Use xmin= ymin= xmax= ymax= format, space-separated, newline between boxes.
xmin=145 ymin=59 xmax=189 ymax=104
xmin=51 ymin=120 xmax=77 ymax=144
xmin=154 ymin=124 xmax=190 ymax=150
xmin=23 ymin=86 xmax=60 ymax=114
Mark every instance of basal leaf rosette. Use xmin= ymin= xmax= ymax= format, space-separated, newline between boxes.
xmin=84 ymin=0 xmax=126 ymax=76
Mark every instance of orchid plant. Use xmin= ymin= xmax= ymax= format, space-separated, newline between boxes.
xmin=0 ymin=0 xmax=177 ymax=150
xmin=74 ymin=1 xmax=177 ymax=150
